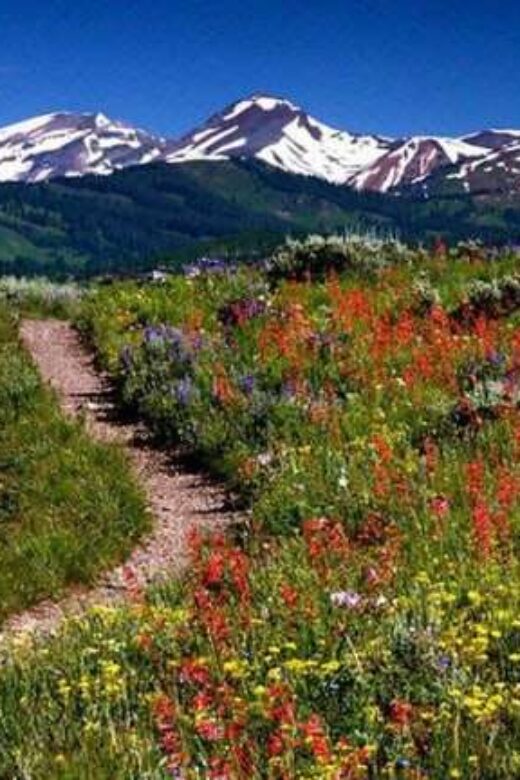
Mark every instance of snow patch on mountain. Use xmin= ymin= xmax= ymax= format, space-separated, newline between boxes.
xmin=165 ymin=93 xmax=392 ymax=184
xmin=447 ymin=139 xmax=520 ymax=189
xmin=1 ymin=96 xmax=520 ymax=195
xmin=0 ymin=111 xmax=165 ymax=183
xmin=349 ymin=136 xmax=487 ymax=192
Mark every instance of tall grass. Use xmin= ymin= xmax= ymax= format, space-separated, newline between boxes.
xmin=0 ymin=305 xmax=149 ymax=619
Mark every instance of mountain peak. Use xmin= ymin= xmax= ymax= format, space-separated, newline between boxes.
xmin=203 ymin=92 xmax=303 ymax=128
xmin=240 ymin=92 xmax=301 ymax=111
xmin=165 ymin=93 xmax=391 ymax=183
xmin=0 ymin=110 xmax=164 ymax=183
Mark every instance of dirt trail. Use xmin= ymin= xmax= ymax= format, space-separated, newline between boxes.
xmin=0 ymin=319 xmax=242 ymax=642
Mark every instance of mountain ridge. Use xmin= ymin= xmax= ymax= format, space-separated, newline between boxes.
xmin=2 ymin=94 xmax=520 ymax=195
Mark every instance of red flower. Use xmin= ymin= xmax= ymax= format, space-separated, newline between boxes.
xmin=423 ymin=438 xmax=439 ymax=475
xmin=152 ymin=694 xmax=184 ymax=767
xmin=203 ymin=550 xmax=225 ymax=586
xmin=267 ymin=731 xmax=285 ymax=757
xmin=389 ymin=699 xmax=413 ymax=728
xmin=196 ymin=719 xmax=224 ymax=742
xmin=300 ymin=714 xmax=331 ymax=763
xmin=302 ymin=517 xmax=350 ymax=571
xmin=228 ymin=548 xmax=250 ymax=602
xmin=472 ymin=500 xmax=492 ymax=558
xmin=280 ymin=583 xmax=299 ymax=608
xmin=152 ymin=693 xmax=175 ymax=722
xmin=179 ymin=659 xmax=211 ymax=686
xmin=466 ymin=459 xmax=485 ymax=500
xmin=267 ymin=683 xmax=296 ymax=726
xmin=208 ymin=757 xmax=233 ymax=779
xmin=135 ymin=632 xmax=153 ymax=651
xmin=496 ymin=466 xmax=519 ymax=511
xmin=193 ymin=690 xmax=214 ymax=711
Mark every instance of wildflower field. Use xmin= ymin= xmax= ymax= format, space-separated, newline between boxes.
xmin=1 ymin=237 xmax=520 ymax=778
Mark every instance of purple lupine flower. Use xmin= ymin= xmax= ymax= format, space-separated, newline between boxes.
xmin=191 ymin=333 xmax=204 ymax=352
xmin=239 ymin=374 xmax=256 ymax=396
xmin=330 ymin=590 xmax=363 ymax=609
xmin=143 ymin=324 xmax=195 ymax=366
xmin=487 ymin=350 xmax=506 ymax=367
xmin=144 ymin=325 xmax=164 ymax=344
xmin=175 ymin=376 xmax=194 ymax=406
xmin=436 ymin=655 xmax=452 ymax=672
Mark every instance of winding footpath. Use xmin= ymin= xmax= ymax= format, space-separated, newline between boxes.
xmin=0 ymin=320 xmax=243 ymax=642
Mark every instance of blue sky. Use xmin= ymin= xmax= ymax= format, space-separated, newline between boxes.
xmin=1 ymin=0 xmax=520 ymax=138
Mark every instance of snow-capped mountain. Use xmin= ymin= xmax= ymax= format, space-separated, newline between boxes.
xmin=1 ymin=94 xmax=520 ymax=195
xmin=403 ymin=131 xmax=520 ymax=196
xmin=163 ymin=95 xmax=520 ymax=194
xmin=437 ymin=139 xmax=520 ymax=195
xmin=0 ymin=111 xmax=164 ymax=183
xmin=348 ymin=136 xmax=488 ymax=192
xmin=462 ymin=129 xmax=520 ymax=151
xmin=164 ymin=93 xmax=392 ymax=184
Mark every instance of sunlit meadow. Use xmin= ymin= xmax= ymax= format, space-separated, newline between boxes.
xmin=1 ymin=236 xmax=519 ymax=779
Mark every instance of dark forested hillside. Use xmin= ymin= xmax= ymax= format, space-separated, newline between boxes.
xmin=1 ymin=159 xmax=520 ymax=278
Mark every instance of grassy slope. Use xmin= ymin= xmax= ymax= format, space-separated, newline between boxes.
xmin=0 ymin=306 xmax=149 ymax=619
xmin=0 ymin=161 xmax=393 ymax=278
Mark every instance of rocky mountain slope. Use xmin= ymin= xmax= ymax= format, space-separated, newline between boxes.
xmin=164 ymin=93 xmax=392 ymax=184
xmin=0 ymin=112 xmax=164 ymax=183
xmin=1 ymin=94 xmax=520 ymax=195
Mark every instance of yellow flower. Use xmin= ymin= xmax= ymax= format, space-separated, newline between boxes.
xmin=57 ymin=679 xmax=71 ymax=699
xmin=78 ymin=676 xmax=91 ymax=699
xmin=467 ymin=590 xmax=482 ymax=606
xmin=222 ymin=659 xmax=248 ymax=678
xmin=320 ymin=660 xmax=341 ymax=675
xmin=101 ymin=660 xmax=122 ymax=677
xmin=283 ymin=658 xmax=318 ymax=675
xmin=83 ymin=721 xmax=101 ymax=734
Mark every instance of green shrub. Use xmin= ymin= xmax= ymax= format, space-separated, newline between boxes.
xmin=267 ymin=233 xmax=415 ymax=280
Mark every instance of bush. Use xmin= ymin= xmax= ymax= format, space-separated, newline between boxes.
xmin=0 ymin=276 xmax=83 ymax=318
xmin=267 ymin=233 xmax=415 ymax=280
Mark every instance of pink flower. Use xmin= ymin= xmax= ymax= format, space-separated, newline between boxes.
xmin=429 ymin=495 xmax=450 ymax=518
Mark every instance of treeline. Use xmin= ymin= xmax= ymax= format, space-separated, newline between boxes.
xmin=0 ymin=160 xmax=519 ymax=278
